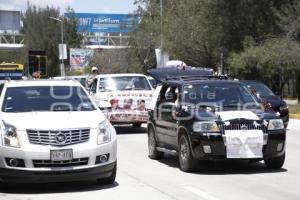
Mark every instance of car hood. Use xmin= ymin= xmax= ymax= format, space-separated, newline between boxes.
xmin=194 ymin=109 xmax=276 ymax=121
xmin=1 ymin=110 xmax=105 ymax=131
xmin=261 ymin=96 xmax=285 ymax=107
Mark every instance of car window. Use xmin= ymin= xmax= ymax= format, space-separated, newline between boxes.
xmin=99 ymin=76 xmax=152 ymax=91
xmin=2 ymin=86 xmax=96 ymax=112
xmin=183 ymin=82 xmax=258 ymax=107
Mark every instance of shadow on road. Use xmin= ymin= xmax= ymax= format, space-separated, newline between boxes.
xmin=157 ymin=154 xmax=287 ymax=175
xmin=0 ymin=181 xmax=119 ymax=194
xmin=114 ymin=125 xmax=147 ymax=134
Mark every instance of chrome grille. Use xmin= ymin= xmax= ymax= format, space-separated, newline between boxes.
xmin=27 ymin=128 xmax=90 ymax=146
xmin=33 ymin=158 xmax=89 ymax=168
xmin=218 ymin=121 xmax=267 ymax=133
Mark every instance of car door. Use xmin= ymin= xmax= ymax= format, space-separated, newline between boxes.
xmin=155 ymin=85 xmax=178 ymax=148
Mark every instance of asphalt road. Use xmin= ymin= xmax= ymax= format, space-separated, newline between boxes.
xmin=0 ymin=126 xmax=300 ymax=200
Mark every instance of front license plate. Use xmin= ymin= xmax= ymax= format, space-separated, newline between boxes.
xmin=50 ymin=149 xmax=73 ymax=161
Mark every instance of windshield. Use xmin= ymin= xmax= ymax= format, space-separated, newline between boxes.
xmin=2 ymin=86 xmax=96 ymax=112
xmin=247 ymin=82 xmax=275 ymax=97
xmin=183 ymin=82 xmax=258 ymax=108
xmin=99 ymin=76 xmax=152 ymax=92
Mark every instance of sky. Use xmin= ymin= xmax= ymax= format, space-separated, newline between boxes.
xmin=0 ymin=0 xmax=137 ymax=14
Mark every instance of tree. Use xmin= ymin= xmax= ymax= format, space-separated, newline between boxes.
xmin=229 ymin=37 xmax=300 ymax=94
xmin=130 ymin=0 xmax=292 ymax=71
xmin=22 ymin=3 xmax=82 ymax=77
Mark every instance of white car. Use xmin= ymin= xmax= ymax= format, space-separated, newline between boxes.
xmin=0 ymin=79 xmax=117 ymax=184
xmin=91 ymin=74 xmax=154 ymax=127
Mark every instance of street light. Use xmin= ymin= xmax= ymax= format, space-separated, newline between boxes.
xmin=49 ymin=16 xmax=65 ymax=76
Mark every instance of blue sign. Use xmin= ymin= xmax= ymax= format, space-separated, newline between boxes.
xmin=64 ymin=13 xmax=138 ymax=33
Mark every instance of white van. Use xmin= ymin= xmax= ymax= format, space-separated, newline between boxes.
xmin=92 ymin=74 xmax=154 ymax=127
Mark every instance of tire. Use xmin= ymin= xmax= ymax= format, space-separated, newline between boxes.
xmin=264 ymin=153 xmax=285 ymax=169
xmin=133 ymin=123 xmax=142 ymax=127
xmin=178 ymin=134 xmax=197 ymax=172
xmin=148 ymin=127 xmax=164 ymax=159
xmin=97 ymin=162 xmax=117 ymax=185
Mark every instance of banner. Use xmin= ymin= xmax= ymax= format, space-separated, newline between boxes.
xmin=69 ymin=48 xmax=94 ymax=71
xmin=64 ymin=13 xmax=139 ymax=33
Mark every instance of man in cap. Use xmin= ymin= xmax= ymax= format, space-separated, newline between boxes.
xmin=86 ymin=66 xmax=99 ymax=92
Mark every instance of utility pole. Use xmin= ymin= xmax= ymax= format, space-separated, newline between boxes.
xmin=49 ymin=17 xmax=65 ymax=76
xmin=160 ymin=0 xmax=163 ymax=48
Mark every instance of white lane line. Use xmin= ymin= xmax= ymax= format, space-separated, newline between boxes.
xmin=183 ymin=186 xmax=220 ymax=200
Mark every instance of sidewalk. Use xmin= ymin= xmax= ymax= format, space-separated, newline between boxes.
xmin=287 ymin=119 xmax=300 ymax=131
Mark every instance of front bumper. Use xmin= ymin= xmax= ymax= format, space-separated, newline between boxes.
xmin=190 ymin=130 xmax=286 ymax=160
xmin=0 ymin=138 xmax=117 ymax=183
xmin=104 ymin=110 xmax=149 ymax=124
xmin=0 ymin=162 xmax=116 ymax=183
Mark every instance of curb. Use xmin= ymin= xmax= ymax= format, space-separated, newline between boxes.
xmin=290 ymin=114 xmax=300 ymax=119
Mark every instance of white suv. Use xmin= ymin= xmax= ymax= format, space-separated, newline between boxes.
xmin=0 ymin=79 xmax=117 ymax=184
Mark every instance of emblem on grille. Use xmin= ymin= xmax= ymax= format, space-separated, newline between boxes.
xmin=241 ymin=124 xmax=248 ymax=130
xmin=55 ymin=132 xmax=67 ymax=144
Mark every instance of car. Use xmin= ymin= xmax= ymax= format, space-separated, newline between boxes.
xmin=91 ymin=73 xmax=154 ymax=127
xmin=243 ymin=81 xmax=289 ymax=128
xmin=147 ymin=69 xmax=286 ymax=172
xmin=0 ymin=79 xmax=117 ymax=184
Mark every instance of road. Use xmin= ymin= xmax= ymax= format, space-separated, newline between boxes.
xmin=0 ymin=126 xmax=300 ymax=200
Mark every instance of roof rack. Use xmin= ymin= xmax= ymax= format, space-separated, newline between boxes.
xmin=165 ymin=75 xmax=228 ymax=81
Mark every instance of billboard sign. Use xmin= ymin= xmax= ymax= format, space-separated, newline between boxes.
xmin=64 ymin=13 xmax=138 ymax=33
xmin=69 ymin=48 xmax=94 ymax=71
xmin=0 ymin=10 xmax=21 ymax=31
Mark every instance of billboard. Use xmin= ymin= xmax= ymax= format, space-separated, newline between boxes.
xmin=64 ymin=13 xmax=138 ymax=33
xmin=69 ymin=48 xmax=94 ymax=71
xmin=0 ymin=10 xmax=21 ymax=31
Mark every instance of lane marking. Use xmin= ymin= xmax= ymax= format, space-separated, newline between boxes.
xmin=183 ymin=186 xmax=220 ymax=200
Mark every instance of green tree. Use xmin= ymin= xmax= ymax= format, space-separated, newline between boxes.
xmin=229 ymin=37 xmax=300 ymax=94
xmin=130 ymin=0 xmax=293 ymax=71
xmin=22 ymin=4 xmax=82 ymax=77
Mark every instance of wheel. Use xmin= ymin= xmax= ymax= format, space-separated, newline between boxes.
xmin=97 ymin=162 xmax=117 ymax=185
xmin=133 ymin=123 xmax=142 ymax=127
xmin=178 ymin=134 xmax=197 ymax=172
xmin=264 ymin=153 xmax=285 ymax=169
xmin=148 ymin=127 xmax=164 ymax=159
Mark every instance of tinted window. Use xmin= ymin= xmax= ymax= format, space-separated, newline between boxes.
xmin=248 ymin=82 xmax=275 ymax=97
xmin=2 ymin=86 xmax=96 ymax=112
xmin=183 ymin=82 xmax=257 ymax=106
xmin=99 ymin=76 xmax=152 ymax=92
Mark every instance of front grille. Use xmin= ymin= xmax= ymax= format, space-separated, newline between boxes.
xmin=33 ymin=157 xmax=89 ymax=168
xmin=218 ymin=121 xmax=267 ymax=133
xmin=27 ymin=128 xmax=90 ymax=146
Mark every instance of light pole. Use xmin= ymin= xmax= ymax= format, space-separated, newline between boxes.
xmin=49 ymin=16 xmax=65 ymax=76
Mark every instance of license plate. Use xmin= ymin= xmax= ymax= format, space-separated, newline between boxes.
xmin=50 ymin=149 xmax=73 ymax=161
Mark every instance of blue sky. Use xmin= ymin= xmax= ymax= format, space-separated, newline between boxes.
xmin=0 ymin=0 xmax=137 ymax=14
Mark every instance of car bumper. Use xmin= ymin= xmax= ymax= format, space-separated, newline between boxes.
xmin=0 ymin=162 xmax=116 ymax=183
xmin=0 ymin=139 xmax=117 ymax=183
xmin=190 ymin=130 xmax=286 ymax=160
xmin=105 ymin=111 xmax=148 ymax=124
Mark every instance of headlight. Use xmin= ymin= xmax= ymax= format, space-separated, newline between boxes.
xmin=97 ymin=120 xmax=112 ymax=145
xmin=268 ymin=119 xmax=284 ymax=130
xmin=193 ymin=121 xmax=220 ymax=132
xmin=2 ymin=122 xmax=20 ymax=148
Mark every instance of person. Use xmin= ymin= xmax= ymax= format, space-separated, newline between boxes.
xmin=32 ymin=71 xmax=41 ymax=80
xmin=86 ymin=66 xmax=99 ymax=91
